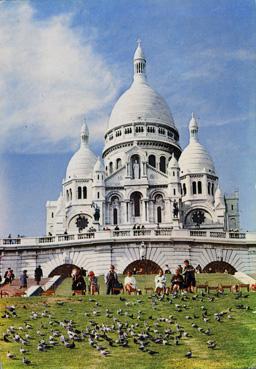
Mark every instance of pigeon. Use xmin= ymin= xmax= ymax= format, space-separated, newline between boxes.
xmin=7 ymin=351 xmax=16 ymax=359
xmin=185 ymin=350 xmax=192 ymax=358
xmin=22 ymin=357 xmax=31 ymax=365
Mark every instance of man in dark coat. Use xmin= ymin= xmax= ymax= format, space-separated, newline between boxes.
xmin=34 ymin=266 xmax=43 ymax=285
xmin=105 ymin=265 xmax=119 ymax=295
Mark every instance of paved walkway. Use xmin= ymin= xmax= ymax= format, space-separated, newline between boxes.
xmin=234 ymin=272 xmax=256 ymax=285
xmin=0 ymin=278 xmax=49 ymax=297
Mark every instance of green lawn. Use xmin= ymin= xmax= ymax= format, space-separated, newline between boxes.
xmin=0 ymin=274 xmax=255 ymax=369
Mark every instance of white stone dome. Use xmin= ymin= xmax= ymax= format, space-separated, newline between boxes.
xmin=66 ymin=124 xmax=97 ymax=179
xmin=107 ymin=42 xmax=176 ymax=131
xmin=108 ymin=78 xmax=175 ymax=130
xmin=168 ymin=155 xmax=179 ymax=169
xmin=179 ymin=114 xmax=216 ymax=175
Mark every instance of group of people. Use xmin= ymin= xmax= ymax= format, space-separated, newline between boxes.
xmin=71 ymin=269 xmax=99 ymax=295
xmin=70 ymin=261 xmax=196 ymax=296
xmin=0 ymin=268 xmax=15 ymax=285
xmin=0 ymin=266 xmax=43 ymax=289
xmin=155 ymin=260 xmax=196 ymax=294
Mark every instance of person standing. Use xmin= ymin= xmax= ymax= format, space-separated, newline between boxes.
xmin=105 ymin=265 xmax=118 ymax=295
xmin=34 ymin=265 xmax=43 ymax=285
xmin=88 ymin=271 xmax=99 ymax=295
xmin=183 ymin=259 xmax=196 ymax=292
xmin=20 ymin=270 xmax=28 ymax=289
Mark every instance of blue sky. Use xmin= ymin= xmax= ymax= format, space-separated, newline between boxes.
xmin=0 ymin=0 xmax=255 ymax=236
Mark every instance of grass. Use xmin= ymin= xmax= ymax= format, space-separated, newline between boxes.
xmin=0 ymin=274 xmax=255 ymax=369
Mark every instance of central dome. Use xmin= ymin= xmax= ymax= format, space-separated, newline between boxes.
xmin=108 ymin=78 xmax=175 ymax=131
xmin=107 ymin=41 xmax=176 ymax=132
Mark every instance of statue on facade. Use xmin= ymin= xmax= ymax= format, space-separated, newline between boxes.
xmin=133 ymin=160 xmax=140 ymax=179
xmin=173 ymin=200 xmax=179 ymax=218
xmin=91 ymin=202 xmax=100 ymax=222
xmin=139 ymin=242 xmax=146 ymax=260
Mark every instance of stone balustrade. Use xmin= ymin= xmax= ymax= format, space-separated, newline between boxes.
xmin=0 ymin=228 xmax=252 ymax=247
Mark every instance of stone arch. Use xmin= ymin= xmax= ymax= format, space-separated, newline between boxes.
xmin=68 ymin=213 xmax=92 ymax=233
xmin=184 ymin=207 xmax=213 ymax=226
xmin=123 ymin=259 xmax=162 ymax=275
xmin=130 ymin=191 xmax=143 ymax=217
xmin=203 ymin=261 xmax=237 ymax=275
xmin=49 ymin=263 xmax=80 ymax=278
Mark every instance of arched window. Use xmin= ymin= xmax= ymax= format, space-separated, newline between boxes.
xmin=116 ymin=158 xmax=122 ymax=169
xmin=173 ymin=171 xmax=175 ymax=177
xmin=97 ymin=174 xmax=100 ymax=180
xmin=198 ymin=181 xmax=202 ymax=194
xmin=105 ymin=166 xmax=108 ymax=176
xmin=192 ymin=181 xmax=197 ymax=194
xmin=69 ymin=189 xmax=72 ymax=200
xmin=157 ymin=206 xmax=162 ymax=223
xmin=78 ymin=186 xmax=82 ymax=199
xmin=159 ymin=156 xmax=166 ymax=173
xmin=109 ymin=162 xmax=113 ymax=174
xmin=211 ymin=183 xmax=214 ymax=196
xmin=173 ymin=188 xmax=176 ymax=196
xmin=208 ymin=182 xmax=211 ymax=195
xmin=66 ymin=190 xmax=69 ymax=201
xmin=113 ymin=208 xmax=118 ymax=225
xmin=97 ymin=192 xmax=100 ymax=199
xmin=51 ymin=212 xmax=54 ymax=218
xmin=183 ymin=183 xmax=187 ymax=196
xmin=83 ymin=186 xmax=87 ymax=199
xmin=148 ymin=154 xmax=156 ymax=167
xmin=131 ymin=192 xmax=142 ymax=217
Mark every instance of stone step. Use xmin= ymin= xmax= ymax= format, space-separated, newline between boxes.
xmin=234 ymin=271 xmax=256 ymax=285
xmin=42 ymin=275 xmax=62 ymax=291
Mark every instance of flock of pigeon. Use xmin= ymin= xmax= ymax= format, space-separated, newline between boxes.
xmin=0 ymin=290 xmax=253 ymax=367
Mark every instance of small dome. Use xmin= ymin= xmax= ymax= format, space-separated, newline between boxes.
xmin=66 ymin=124 xmax=97 ymax=179
xmin=168 ymin=155 xmax=179 ymax=169
xmin=179 ymin=114 xmax=216 ymax=175
xmin=94 ymin=157 xmax=104 ymax=172
xmin=134 ymin=40 xmax=145 ymax=60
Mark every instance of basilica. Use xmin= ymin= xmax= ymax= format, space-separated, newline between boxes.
xmin=1 ymin=42 xmax=255 ymax=279
xmin=46 ymin=42 xmax=239 ymax=235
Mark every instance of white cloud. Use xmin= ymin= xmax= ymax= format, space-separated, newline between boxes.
xmin=0 ymin=2 xmax=120 ymax=153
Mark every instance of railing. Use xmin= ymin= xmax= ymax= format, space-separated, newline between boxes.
xmin=2 ymin=238 xmax=21 ymax=245
xmin=0 ymin=229 xmax=252 ymax=247
xmin=190 ymin=230 xmax=207 ymax=237
xmin=229 ymin=232 xmax=246 ymax=239
xmin=38 ymin=237 xmax=55 ymax=244
xmin=58 ymin=235 xmax=75 ymax=242
xmin=77 ymin=233 xmax=95 ymax=239
xmin=133 ymin=229 xmax=151 ymax=237
xmin=210 ymin=231 xmax=227 ymax=238
xmin=155 ymin=228 xmax=173 ymax=236
xmin=113 ymin=230 xmax=131 ymax=237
